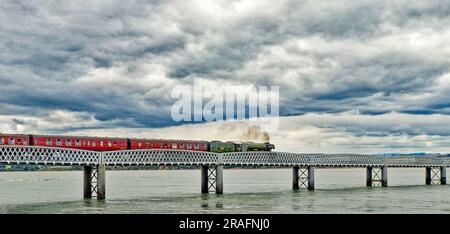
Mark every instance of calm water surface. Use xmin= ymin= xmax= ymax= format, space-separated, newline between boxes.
xmin=0 ymin=168 xmax=449 ymax=213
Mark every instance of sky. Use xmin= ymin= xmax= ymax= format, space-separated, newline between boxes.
xmin=1 ymin=0 xmax=450 ymax=153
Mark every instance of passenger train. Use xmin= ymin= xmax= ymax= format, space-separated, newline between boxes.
xmin=0 ymin=133 xmax=275 ymax=153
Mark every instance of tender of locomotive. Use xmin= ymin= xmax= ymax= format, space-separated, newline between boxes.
xmin=0 ymin=133 xmax=275 ymax=153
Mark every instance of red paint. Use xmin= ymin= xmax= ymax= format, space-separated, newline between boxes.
xmin=0 ymin=134 xmax=30 ymax=146
xmin=129 ymin=139 xmax=208 ymax=151
xmin=0 ymin=133 xmax=208 ymax=152
xmin=32 ymin=135 xmax=128 ymax=151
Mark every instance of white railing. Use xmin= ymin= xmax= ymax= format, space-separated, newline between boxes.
xmin=101 ymin=149 xmax=218 ymax=165
xmin=0 ymin=146 xmax=99 ymax=165
xmin=0 ymin=146 xmax=448 ymax=167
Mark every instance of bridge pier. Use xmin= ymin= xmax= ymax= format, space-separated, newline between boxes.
xmin=441 ymin=167 xmax=447 ymax=185
xmin=97 ymin=164 xmax=106 ymax=199
xmin=426 ymin=167 xmax=432 ymax=185
xmin=381 ymin=167 xmax=388 ymax=187
xmin=293 ymin=166 xmax=299 ymax=189
xmin=83 ymin=166 xmax=93 ymax=198
xmin=426 ymin=167 xmax=446 ymax=185
xmin=366 ymin=167 xmax=373 ymax=187
xmin=292 ymin=166 xmax=314 ymax=190
xmin=201 ymin=165 xmax=223 ymax=194
xmin=216 ymin=165 xmax=224 ymax=194
xmin=366 ymin=166 xmax=388 ymax=187
xmin=308 ymin=166 xmax=315 ymax=190
xmin=83 ymin=164 xmax=106 ymax=199
xmin=201 ymin=165 xmax=208 ymax=193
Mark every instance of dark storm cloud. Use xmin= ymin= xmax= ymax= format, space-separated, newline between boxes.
xmin=0 ymin=0 xmax=450 ymax=140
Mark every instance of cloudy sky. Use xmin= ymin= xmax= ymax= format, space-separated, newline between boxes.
xmin=1 ymin=0 xmax=450 ymax=153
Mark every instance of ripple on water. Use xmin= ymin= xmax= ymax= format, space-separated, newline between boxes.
xmin=0 ymin=169 xmax=449 ymax=213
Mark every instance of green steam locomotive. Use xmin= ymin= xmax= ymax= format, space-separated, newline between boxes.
xmin=209 ymin=141 xmax=275 ymax=153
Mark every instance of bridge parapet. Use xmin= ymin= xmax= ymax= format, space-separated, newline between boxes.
xmin=416 ymin=156 xmax=445 ymax=167
xmin=385 ymin=156 xmax=416 ymax=167
xmin=308 ymin=154 xmax=384 ymax=167
xmin=1 ymin=146 xmax=449 ymax=168
xmin=0 ymin=146 xmax=99 ymax=165
xmin=101 ymin=149 xmax=219 ymax=166
xmin=385 ymin=156 xmax=446 ymax=167
xmin=221 ymin=152 xmax=385 ymax=167
xmin=221 ymin=152 xmax=309 ymax=166
xmin=442 ymin=157 xmax=450 ymax=167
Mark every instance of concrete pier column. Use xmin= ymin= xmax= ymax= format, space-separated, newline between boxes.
xmin=366 ymin=167 xmax=373 ymax=187
xmin=96 ymin=164 xmax=106 ymax=200
xmin=426 ymin=167 xmax=432 ymax=185
xmin=293 ymin=166 xmax=299 ymax=190
xmin=307 ymin=166 xmax=315 ymax=190
xmin=381 ymin=166 xmax=388 ymax=187
xmin=441 ymin=167 xmax=447 ymax=185
xmin=201 ymin=165 xmax=209 ymax=193
xmin=83 ymin=166 xmax=92 ymax=199
xmin=215 ymin=165 xmax=223 ymax=194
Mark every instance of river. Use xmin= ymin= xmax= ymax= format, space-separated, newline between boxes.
xmin=0 ymin=168 xmax=449 ymax=213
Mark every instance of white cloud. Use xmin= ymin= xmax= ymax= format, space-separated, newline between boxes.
xmin=0 ymin=109 xmax=134 ymax=134
xmin=22 ymin=112 xmax=447 ymax=154
xmin=1 ymin=1 xmax=450 ymax=152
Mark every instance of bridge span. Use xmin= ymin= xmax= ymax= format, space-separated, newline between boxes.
xmin=1 ymin=146 xmax=449 ymax=199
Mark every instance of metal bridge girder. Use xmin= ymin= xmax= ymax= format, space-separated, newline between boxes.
xmin=0 ymin=146 xmax=449 ymax=167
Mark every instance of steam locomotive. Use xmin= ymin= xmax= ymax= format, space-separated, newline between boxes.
xmin=0 ymin=133 xmax=275 ymax=153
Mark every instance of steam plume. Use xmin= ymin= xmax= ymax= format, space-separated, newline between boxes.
xmin=241 ymin=125 xmax=270 ymax=142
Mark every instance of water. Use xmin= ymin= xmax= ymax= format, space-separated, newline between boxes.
xmin=0 ymin=168 xmax=449 ymax=213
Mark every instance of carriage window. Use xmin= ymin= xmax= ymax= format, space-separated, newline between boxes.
xmin=88 ymin=141 xmax=91 ymax=146
xmin=0 ymin=138 xmax=3 ymax=145
xmin=76 ymin=140 xmax=81 ymax=146
xmin=187 ymin=144 xmax=192 ymax=149
xmin=66 ymin=139 xmax=71 ymax=146
xmin=83 ymin=141 xmax=86 ymax=146
xmin=172 ymin=143 xmax=177 ymax=149
xmin=180 ymin=144 xmax=184 ymax=149
xmin=17 ymin=139 xmax=21 ymax=144
xmin=56 ymin=139 xmax=62 ymax=146
xmin=100 ymin=141 xmax=104 ymax=147
xmin=108 ymin=141 xmax=112 ymax=147
xmin=194 ymin=144 xmax=199 ymax=150
xmin=92 ymin=141 xmax=96 ymax=146
xmin=23 ymin=139 xmax=27 ymax=145
xmin=138 ymin=142 xmax=142 ymax=147
xmin=114 ymin=142 xmax=117 ymax=145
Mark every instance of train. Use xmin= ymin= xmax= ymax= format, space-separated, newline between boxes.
xmin=0 ymin=133 xmax=275 ymax=153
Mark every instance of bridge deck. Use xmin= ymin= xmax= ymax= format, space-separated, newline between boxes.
xmin=1 ymin=146 xmax=448 ymax=168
